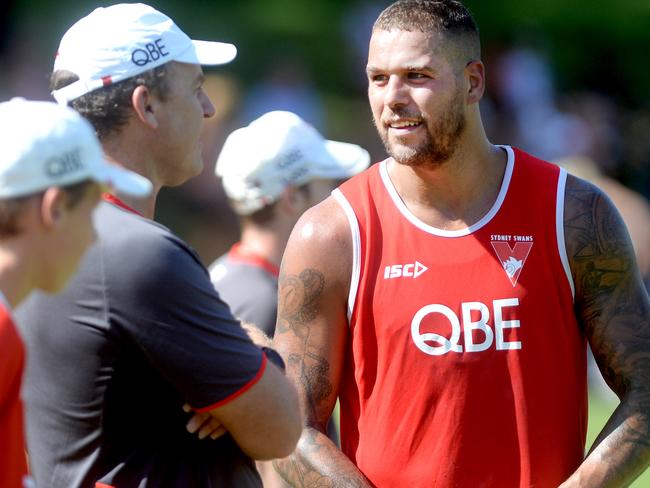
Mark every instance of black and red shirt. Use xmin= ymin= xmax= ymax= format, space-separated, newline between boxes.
xmin=18 ymin=198 xmax=264 ymax=487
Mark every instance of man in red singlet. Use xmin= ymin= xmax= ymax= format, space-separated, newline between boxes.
xmin=0 ymin=98 xmax=149 ymax=488
xmin=272 ymin=1 xmax=650 ymax=486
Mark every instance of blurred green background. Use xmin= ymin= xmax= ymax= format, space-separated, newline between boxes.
xmin=2 ymin=0 xmax=649 ymax=484
xmin=3 ymin=0 xmax=649 ymax=102
xmin=2 ymin=0 xmax=648 ymax=260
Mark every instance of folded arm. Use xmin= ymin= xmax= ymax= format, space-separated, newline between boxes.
xmin=203 ymin=359 xmax=302 ymax=460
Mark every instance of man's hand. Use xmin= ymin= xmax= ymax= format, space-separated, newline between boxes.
xmin=183 ymin=403 xmax=227 ymax=440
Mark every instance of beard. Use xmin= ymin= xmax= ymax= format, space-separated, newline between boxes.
xmin=376 ymin=91 xmax=466 ymax=169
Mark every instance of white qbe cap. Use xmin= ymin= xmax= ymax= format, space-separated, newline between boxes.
xmin=52 ymin=3 xmax=237 ymax=104
xmin=0 ymin=98 xmax=152 ymax=198
xmin=217 ymin=111 xmax=370 ymax=215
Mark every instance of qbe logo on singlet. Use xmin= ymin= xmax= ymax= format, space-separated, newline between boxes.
xmin=411 ymin=298 xmax=521 ymax=355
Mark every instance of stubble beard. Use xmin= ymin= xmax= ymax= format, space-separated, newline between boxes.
xmin=377 ymin=92 xmax=466 ymax=169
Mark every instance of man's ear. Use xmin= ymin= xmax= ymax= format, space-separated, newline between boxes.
xmin=39 ymin=187 xmax=66 ymax=230
xmin=131 ymin=85 xmax=159 ymax=129
xmin=278 ymin=186 xmax=304 ymax=215
xmin=464 ymin=59 xmax=485 ymax=105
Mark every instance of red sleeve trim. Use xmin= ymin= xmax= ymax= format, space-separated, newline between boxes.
xmin=193 ymin=353 xmax=267 ymax=414
xmin=96 ymin=483 xmax=115 ymax=488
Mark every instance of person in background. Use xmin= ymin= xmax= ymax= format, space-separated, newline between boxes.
xmin=272 ymin=0 xmax=650 ymax=486
xmin=16 ymin=4 xmax=300 ymax=487
xmin=211 ymin=110 xmax=370 ymax=337
xmin=211 ymin=110 xmax=369 ymax=488
xmin=0 ymin=97 xmax=150 ymax=488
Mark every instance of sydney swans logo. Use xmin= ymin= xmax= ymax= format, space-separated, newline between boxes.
xmin=490 ymin=235 xmax=533 ymax=287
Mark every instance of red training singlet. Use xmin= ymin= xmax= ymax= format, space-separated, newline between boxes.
xmin=333 ymin=146 xmax=586 ymax=487
xmin=0 ymin=299 xmax=29 ymax=488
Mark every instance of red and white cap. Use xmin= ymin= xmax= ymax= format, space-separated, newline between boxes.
xmin=52 ymin=3 xmax=237 ymax=105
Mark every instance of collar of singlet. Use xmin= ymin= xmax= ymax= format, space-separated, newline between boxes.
xmin=102 ymin=193 xmax=143 ymax=216
xmin=228 ymin=242 xmax=280 ymax=277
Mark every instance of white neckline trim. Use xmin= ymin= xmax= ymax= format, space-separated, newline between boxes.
xmin=379 ymin=145 xmax=515 ymax=237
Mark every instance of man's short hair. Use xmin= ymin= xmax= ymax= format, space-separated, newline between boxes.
xmin=241 ymin=183 xmax=312 ymax=226
xmin=373 ymin=0 xmax=481 ymax=63
xmin=50 ymin=65 xmax=170 ymax=141
xmin=0 ymin=179 xmax=95 ymax=238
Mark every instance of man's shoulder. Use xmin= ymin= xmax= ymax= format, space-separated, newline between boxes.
xmin=282 ymin=195 xmax=353 ymax=287
xmin=211 ymin=257 xmax=276 ymax=287
xmin=293 ymin=195 xmax=351 ymax=246
xmin=97 ymin=202 xmax=200 ymax=266
xmin=96 ymin=201 xmax=173 ymax=244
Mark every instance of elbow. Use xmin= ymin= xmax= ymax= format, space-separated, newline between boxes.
xmin=245 ymin=420 xmax=302 ymax=460
xmin=275 ymin=412 xmax=303 ymax=458
xmin=258 ymin=428 xmax=301 ymax=460
xmin=258 ymin=393 xmax=303 ymax=460
xmin=244 ymin=383 xmax=303 ymax=460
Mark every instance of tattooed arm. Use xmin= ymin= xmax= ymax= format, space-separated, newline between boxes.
xmin=272 ymin=197 xmax=372 ymax=487
xmin=561 ymin=175 xmax=650 ymax=487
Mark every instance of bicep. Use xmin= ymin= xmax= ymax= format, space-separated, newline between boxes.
xmin=111 ymin=238 xmax=265 ymax=408
xmin=565 ymin=175 xmax=650 ymax=397
xmin=273 ymin=200 xmax=351 ymax=429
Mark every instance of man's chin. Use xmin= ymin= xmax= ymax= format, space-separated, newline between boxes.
xmin=167 ymin=158 xmax=205 ymax=187
xmin=388 ymin=146 xmax=428 ymax=167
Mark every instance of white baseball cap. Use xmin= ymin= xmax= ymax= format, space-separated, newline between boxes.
xmin=52 ymin=3 xmax=237 ymax=105
xmin=0 ymin=98 xmax=153 ymax=198
xmin=216 ymin=111 xmax=371 ymax=215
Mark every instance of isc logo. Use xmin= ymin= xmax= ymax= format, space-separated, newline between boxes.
xmin=384 ymin=261 xmax=428 ymax=279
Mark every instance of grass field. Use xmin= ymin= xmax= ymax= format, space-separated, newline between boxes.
xmin=588 ymin=390 xmax=650 ymax=486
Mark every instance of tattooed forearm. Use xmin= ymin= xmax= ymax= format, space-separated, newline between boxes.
xmin=560 ymin=176 xmax=650 ymax=486
xmin=274 ymin=428 xmax=372 ymax=488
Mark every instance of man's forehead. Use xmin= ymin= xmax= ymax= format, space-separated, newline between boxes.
xmin=367 ymin=29 xmax=444 ymax=68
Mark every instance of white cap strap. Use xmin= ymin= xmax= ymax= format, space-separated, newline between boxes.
xmin=52 ymin=79 xmax=108 ymax=105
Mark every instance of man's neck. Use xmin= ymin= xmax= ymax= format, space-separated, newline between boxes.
xmin=239 ymin=225 xmax=288 ymax=268
xmin=102 ymin=137 xmax=160 ymax=219
xmin=388 ymin=141 xmax=508 ymax=230
xmin=109 ymin=192 xmax=158 ymax=219
xmin=0 ymin=245 xmax=34 ymax=308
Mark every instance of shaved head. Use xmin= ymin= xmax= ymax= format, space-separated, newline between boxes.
xmin=373 ymin=0 xmax=480 ymax=69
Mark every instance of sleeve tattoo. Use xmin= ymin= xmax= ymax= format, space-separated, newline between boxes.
xmin=274 ymin=269 xmax=370 ymax=487
xmin=277 ymin=269 xmax=332 ymax=427
xmin=564 ymin=176 xmax=650 ymax=480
